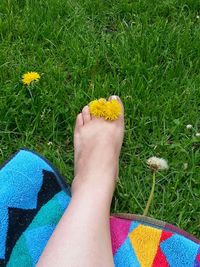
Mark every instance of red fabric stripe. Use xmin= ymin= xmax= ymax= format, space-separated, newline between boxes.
xmin=160 ymin=230 xmax=173 ymax=242
xmin=152 ymin=247 xmax=169 ymax=267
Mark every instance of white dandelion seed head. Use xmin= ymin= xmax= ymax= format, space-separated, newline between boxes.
xmin=186 ymin=124 xmax=193 ymax=129
xmin=47 ymin=141 xmax=53 ymax=146
xmin=183 ymin=163 xmax=188 ymax=170
xmin=196 ymin=132 xmax=200 ymax=137
xmin=197 ymin=15 xmax=200 ymax=19
xmin=147 ymin=156 xmax=169 ymax=171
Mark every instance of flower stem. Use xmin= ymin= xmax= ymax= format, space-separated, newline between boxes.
xmin=27 ymin=87 xmax=33 ymax=99
xmin=143 ymin=171 xmax=156 ymax=216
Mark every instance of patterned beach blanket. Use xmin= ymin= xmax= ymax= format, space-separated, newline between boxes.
xmin=0 ymin=149 xmax=199 ymax=266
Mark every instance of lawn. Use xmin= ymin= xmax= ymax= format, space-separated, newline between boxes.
xmin=0 ymin=0 xmax=200 ymax=237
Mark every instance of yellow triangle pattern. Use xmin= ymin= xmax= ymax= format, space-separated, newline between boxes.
xmin=129 ymin=224 xmax=162 ymax=267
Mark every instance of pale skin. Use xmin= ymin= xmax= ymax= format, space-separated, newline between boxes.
xmin=37 ymin=95 xmax=124 ymax=267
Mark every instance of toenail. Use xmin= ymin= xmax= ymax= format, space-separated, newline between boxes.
xmin=83 ymin=106 xmax=89 ymax=111
xmin=111 ymin=95 xmax=119 ymax=100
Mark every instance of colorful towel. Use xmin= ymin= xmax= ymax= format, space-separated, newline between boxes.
xmin=0 ymin=149 xmax=71 ymax=266
xmin=0 ymin=149 xmax=199 ymax=266
xmin=110 ymin=215 xmax=200 ymax=267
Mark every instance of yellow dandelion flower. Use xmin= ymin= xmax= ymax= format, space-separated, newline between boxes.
xmin=89 ymin=98 xmax=106 ymax=117
xmin=22 ymin=71 xmax=41 ymax=85
xmin=103 ymin=99 xmax=122 ymax=121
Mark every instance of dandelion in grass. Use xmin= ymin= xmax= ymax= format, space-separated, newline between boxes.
xmin=147 ymin=157 xmax=169 ymax=172
xmin=186 ymin=124 xmax=193 ymax=129
xmin=143 ymin=156 xmax=168 ymax=216
xmin=22 ymin=71 xmax=41 ymax=86
xmin=183 ymin=163 xmax=188 ymax=170
xmin=196 ymin=132 xmax=200 ymax=137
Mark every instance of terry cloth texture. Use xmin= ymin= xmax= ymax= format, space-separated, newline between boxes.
xmin=0 ymin=149 xmax=71 ymax=266
xmin=110 ymin=216 xmax=200 ymax=267
xmin=0 ymin=149 xmax=200 ymax=266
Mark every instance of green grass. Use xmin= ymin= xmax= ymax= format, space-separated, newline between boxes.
xmin=0 ymin=0 xmax=200 ymax=237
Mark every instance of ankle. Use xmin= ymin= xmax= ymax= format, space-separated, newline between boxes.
xmin=72 ymin=174 xmax=115 ymax=202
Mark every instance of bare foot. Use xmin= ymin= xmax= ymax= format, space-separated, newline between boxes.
xmin=72 ymin=96 xmax=124 ymax=201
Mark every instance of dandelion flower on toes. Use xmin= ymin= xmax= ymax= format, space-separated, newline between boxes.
xmin=103 ymin=99 xmax=122 ymax=121
xmin=89 ymin=98 xmax=122 ymax=121
xmin=22 ymin=72 xmax=41 ymax=86
xmin=147 ymin=156 xmax=169 ymax=172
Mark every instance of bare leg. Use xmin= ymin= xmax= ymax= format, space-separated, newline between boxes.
xmin=37 ymin=96 xmax=124 ymax=267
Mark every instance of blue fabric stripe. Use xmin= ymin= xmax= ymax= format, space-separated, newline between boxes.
xmin=25 ymin=225 xmax=56 ymax=266
xmin=0 ymin=150 xmax=54 ymax=259
xmin=8 ymin=191 xmax=71 ymax=266
xmin=114 ymin=237 xmax=140 ymax=267
xmin=160 ymin=233 xmax=199 ymax=267
xmin=129 ymin=221 xmax=139 ymax=233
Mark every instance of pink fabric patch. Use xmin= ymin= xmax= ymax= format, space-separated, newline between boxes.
xmin=110 ymin=216 xmax=131 ymax=255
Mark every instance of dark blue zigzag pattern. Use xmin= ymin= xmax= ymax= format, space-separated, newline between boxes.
xmin=0 ymin=150 xmax=54 ymax=260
